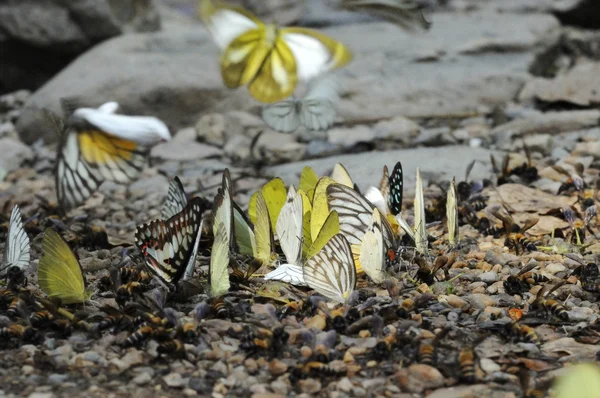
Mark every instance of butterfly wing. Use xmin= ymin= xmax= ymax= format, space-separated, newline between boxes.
xmin=414 ymin=168 xmax=428 ymax=254
xmin=264 ymin=263 xmax=306 ymax=286
xmin=299 ymin=166 xmax=319 ymax=202
xmin=3 ymin=205 xmax=30 ymax=271
xmin=210 ymin=220 xmax=231 ymax=297
xmin=327 ymin=183 xmax=395 ymax=248
xmin=72 ymin=107 xmax=170 ymax=145
xmin=135 ymin=198 xmax=204 ymax=286
xmin=280 ymin=28 xmax=352 ymax=82
xmin=199 ymin=0 xmax=262 ymax=50
xmin=38 ymin=229 xmax=88 ymax=304
xmin=299 ymin=74 xmax=340 ymax=131
xmin=360 ymin=208 xmax=386 ymax=283
xmin=447 ymin=177 xmax=459 ymax=246
xmin=303 ymin=234 xmax=356 ymax=304
xmin=276 ymin=187 xmax=303 ymax=266
xmin=388 ymin=161 xmax=403 ymax=216
xmin=330 ymin=163 xmax=354 ymax=188
xmin=253 ymin=191 xmax=274 ymax=267
xmin=338 ymin=0 xmax=431 ymax=31
xmin=161 ymin=176 xmax=188 ymax=220
xmin=261 ymin=99 xmax=301 ymax=133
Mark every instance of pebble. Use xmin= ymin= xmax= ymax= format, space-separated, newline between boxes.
xmin=132 ymin=372 xmax=153 ymax=385
xmin=337 ymin=377 xmax=354 ymax=392
xmin=47 ymin=374 xmax=68 ymax=385
xmin=298 ymin=379 xmax=322 ymax=394
xmin=467 ymin=294 xmax=496 ymax=310
xmin=396 ymin=364 xmax=445 ymax=393
xmin=163 ymin=372 xmax=187 ymax=388
xmin=268 ymin=359 xmax=288 ymax=376
xmin=478 ymin=271 xmax=498 ymax=284
xmin=546 ymin=262 xmax=566 ymax=274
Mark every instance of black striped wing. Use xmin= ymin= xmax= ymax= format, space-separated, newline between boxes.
xmin=388 ymin=161 xmax=403 ymax=216
xmin=135 ymin=197 xmax=203 ymax=287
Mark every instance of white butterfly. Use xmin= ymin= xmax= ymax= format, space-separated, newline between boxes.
xmin=359 ymin=208 xmax=386 ymax=283
xmin=261 ymin=75 xmax=340 ymax=133
xmin=303 ymin=233 xmax=356 ymax=304
xmin=55 ymin=99 xmax=171 ymax=212
xmin=1 ymin=205 xmax=30 ymax=273
xmin=447 ymin=177 xmax=459 ymax=246
xmin=397 ymin=168 xmax=428 ymax=254
xmin=265 ymin=186 xmax=307 ymax=286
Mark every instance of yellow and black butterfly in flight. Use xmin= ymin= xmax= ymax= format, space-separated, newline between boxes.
xmin=53 ymin=99 xmax=171 ymax=213
xmin=38 ymin=229 xmax=92 ymax=305
xmin=1 ymin=205 xmax=31 ymax=290
xmin=134 ymin=197 xmax=204 ymax=291
xmin=199 ymin=0 xmax=352 ymax=103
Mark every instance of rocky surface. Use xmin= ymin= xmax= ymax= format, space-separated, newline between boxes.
xmin=0 ymin=0 xmax=160 ymax=94
xmin=2 ymin=0 xmax=600 ymax=397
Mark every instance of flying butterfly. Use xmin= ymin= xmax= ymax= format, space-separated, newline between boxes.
xmin=134 ymin=198 xmax=204 ymax=289
xmin=38 ymin=229 xmax=92 ymax=304
xmin=1 ymin=205 xmax=30 ymax=275
xmin=303 ymin=234 xmax=357 ymax=304
xmin=261 ymin=74 xmax=340 ymax=133
xmin=199 ymin=0 xmax=352 ymax=103
xmin=53 ymin=99 xmax=170 ymax=212
xmin=446 ymin=177 xmax=459 ymax=246
xmin=160 ymin=177 xmax=205 ymax=281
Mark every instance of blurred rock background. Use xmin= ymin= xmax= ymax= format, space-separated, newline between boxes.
xmin=1 ymin=0 xmax=600 ymax=193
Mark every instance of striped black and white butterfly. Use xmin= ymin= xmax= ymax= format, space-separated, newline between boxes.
xmin=1 ymin=205 xmax=30 ymax=289
xmin=135 ymin=197 xmax=204 ymax=290
xmin=53 ymin=99 xmax=170 ymax=213
xmin=261 ymin=74 xmax=340 ymax=133
xmin=303 ymin=233 xmax=357 ymax=304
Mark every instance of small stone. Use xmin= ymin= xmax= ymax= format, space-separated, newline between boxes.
xmin=268 ymin=359 xmax=288 ymax=376
xmin=446 ymin=295 xmax=469 ymax=309
xmin=546 ymin=263 xmax=566 ymax=274
xmin=337 ymin=377 xmax=353 ymax=392
xmin=0 ymin=137 xmax=34 ymax=173
xmin=151 ymin=140 xmax=222 ymax=160
xmin=298 ymin=379 xmax=321 ymax=394
xmin=163 ymin=372 xmax=187 ymax=388
xmin=467 ymin=294 xmax=496 ymax=310
xmin=244 ymin=358 xmax=258 ymax=374
xmin=132 ymin=372 xmax=152 ymax=385
xmin=397 ymin=364 xmax=444 ymax=393
xmin=479 ymin=358 xmax=501 ymax=374
xmin=300 ymin=346 xmax=312 ymax=359
xmin=47 ymin=374 xmax=68 ymax=385
xmin=373 ymin=116 xmax=421 ymax=143
xmin=478 ymin=271 xmax=498 ymax=284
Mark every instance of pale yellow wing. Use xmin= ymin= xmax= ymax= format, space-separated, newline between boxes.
xmin=330 ymin=163 xmax=354 ymax=188
xmin=414 ymin=168 xmax=428 ymax=254
xmin=446 ymin=177 xmax=459 ymax=246
xmin=254 ymin=191 xmax=274 ymax=267
xmin=38 ymin=229 xmax=89 ymax=305
xmin=310 ymin=176 xmax=336 ymax=241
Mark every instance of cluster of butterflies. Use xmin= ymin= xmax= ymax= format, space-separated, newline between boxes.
xmin=2 ymin=157 xmax=462 ymax=309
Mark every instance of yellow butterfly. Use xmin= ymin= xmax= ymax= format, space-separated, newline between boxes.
xmin=199 ymin=0 xmax=352 ymax=103
xmin=248 ymin=178 xmax=287 ymax=231
xmin=38 ymin=229 xmax=92 ymax=305
xmin=330 ymin=163 xmax=355 ymax=189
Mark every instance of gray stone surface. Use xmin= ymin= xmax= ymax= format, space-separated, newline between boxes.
xmin=0 ymin=0 xmax=160 ymax=94
xmin=266 ymin=146 xmax=503 ymax=194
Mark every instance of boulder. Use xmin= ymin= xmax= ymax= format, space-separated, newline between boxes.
xmin=0 ymin=0 xmax=160 ymax=94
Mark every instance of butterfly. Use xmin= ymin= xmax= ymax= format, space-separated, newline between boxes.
xmin=38 ymin=229 xmax=92 ymax=304
xmin=261 ymin=74 xmax=340 ymax=133
xmin=54 ymin=99 xmax=170 ymax=212
xmin=359 ymin=208 xmax=386 ymax=283
xmin=365 ymin=162 xmax=404 ymax=234
xmin=1 ymin=205 xmax=30 ymax=274
xmin=330 ymin=163 xmax=356 ymax=189
xmin=199 ymin=0 xmax=352 ymax=103
xmin=210 ymin=189 xmax=232 ymax=297
xmin=134 ymin=197 xmax=204 ymax=289
xmin=413 ymin=167 xmax=428 ymax=254
xmin=264 ymin=182 xmax=340 ymax=286
xmin=303 ymin=233 xmax=357 ymax=304
xmin=446 ymin=177 xmax=459 ymax=246
xmin=160 ymin=177 xmax=206 ymax=281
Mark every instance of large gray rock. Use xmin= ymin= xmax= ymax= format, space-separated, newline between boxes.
xmin=0 ymin=0 xmax=160 ymax=94
xmin=16 ymin=25 xmax=252 ymax=144
xmin=266 ymin=146 xmax=503 ymax=194
xmin=17 ymin=8 xmax=559 ymax=145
